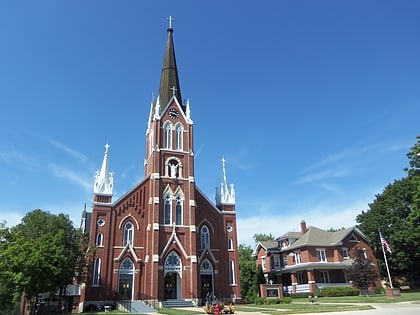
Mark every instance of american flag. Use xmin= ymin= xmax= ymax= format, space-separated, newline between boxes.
xmin=380 ymin=232 xmax=392 ymax=254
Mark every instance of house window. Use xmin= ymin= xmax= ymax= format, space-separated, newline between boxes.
xmin=342 ymin=247 xmax=349 ymax=259
xmin=175 ymin=195 xmax=183 ymax=225
xmin=96 ymin=233 xmax=103 ymax=247
xmin=123 ymin=222 xmax=134 ymax=246
xmin=228 ymin=238 xmax=234 ymax=250
xmin=164 ymin=194 xmax=172 ymax=225
xmin=282 ymin=254 xmax=288 ymax=267
xmin=349 ymin=233 xmax=358 ymax=242
xmin=297 ymin=272 xmax=305 ymax=284
xmin=273 ymin=255 xmax=281 ymax=269
xmin=201 ymin=226 xmax=210 ymax=249
xmin=229 ymin=259 xmax=236 ymax=285
xmin=164 ymin=122 xmax=172 ymax=149
xmin=295 ymin=252 xmax=302 ymax=264
xmin=92 ymin=257 xmax=101 ymax=286
xmin=261 ymin=256 xmax=266 ymax=271
xmin=317 ymin=249 xmax=327 ymax=262
xmin=321 ymin=271 xmax=330 ymax=283
xmin=175 ymin=124 xmax=183 ymax=151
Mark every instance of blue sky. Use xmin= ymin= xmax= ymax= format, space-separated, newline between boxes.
xmin=1 ymin=1 xmax=419 ymax=246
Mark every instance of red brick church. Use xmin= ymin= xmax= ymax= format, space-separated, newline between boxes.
xmin=79 ymin=22 xmax=241 ymax=312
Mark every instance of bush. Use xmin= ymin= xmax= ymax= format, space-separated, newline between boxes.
xmin=282 ymin=297 xmax=292 ymax=304
xmin=374 ymin=286 xmax=385 ymax=294
xmin=319 ymin=286 xmax=359 ymax=297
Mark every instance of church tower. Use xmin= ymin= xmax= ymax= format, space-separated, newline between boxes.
xmin=80 ymin=20 xmax=241 ymax=312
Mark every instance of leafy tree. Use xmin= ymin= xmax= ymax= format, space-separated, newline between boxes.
xmin=2 ymin=210 xmax=89 ymax=315
xmin=252 ymin=233 xmax=274 ymax=244
xmin=347 ymin=248 xmax=378 ymax=292
xmin=238 ymin=244 xmax=258 ymax=302
xmin=0 ymin=221 xmax=18 ymax=314
xmin=356 ymin=177 xmax=419 ymax=287
xmin=405 ymin=135 xmax=420 ymax=225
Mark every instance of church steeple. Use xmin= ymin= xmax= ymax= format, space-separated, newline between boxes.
xmin=93 ymin=143 xmax=114 ymax=196
xmin=216 ymin=157 xmax=235 ymax=206
xmin=158 ymin=16 xmax=183 ymax=111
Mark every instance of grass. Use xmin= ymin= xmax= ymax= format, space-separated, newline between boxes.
xmin=82 ymin=290 xmax=420 ymax=315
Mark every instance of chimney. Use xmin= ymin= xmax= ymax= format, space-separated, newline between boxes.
xmin=300 ymin=220 xmax=307 ymax=234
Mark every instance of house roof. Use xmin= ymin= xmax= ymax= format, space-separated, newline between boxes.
xmin=285 ymin=226 xmax=356 ymax=251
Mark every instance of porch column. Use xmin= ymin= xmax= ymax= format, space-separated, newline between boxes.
xmin=291 ymin=273 xmax=297 ymax=294
xmin=306 ymin=269 xmax=316 ymax=293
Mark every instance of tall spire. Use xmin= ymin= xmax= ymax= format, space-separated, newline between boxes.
xmin=216 ymin=157 xmax=235 ymax=205
xmin=93 ymin=143 xmax=114 ymax=195
xmin=158 ymin=16 xmax=183 ymax=111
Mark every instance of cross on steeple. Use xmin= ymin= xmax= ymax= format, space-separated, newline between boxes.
xmin=171 ymin=86 xmax=178 ymax=96
xmin=168 ymin=16 xmax=174 ymax=29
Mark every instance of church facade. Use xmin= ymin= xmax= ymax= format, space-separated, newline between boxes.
xmin=79 ymin=24 xmax=241 ymax=311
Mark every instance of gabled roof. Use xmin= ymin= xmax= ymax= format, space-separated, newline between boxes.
xmin=285 ymin=226 xmax=359 ymax=251
xmin=252 ymin=240 xmax=280 ymax=256
xmin=275 ymin=231 xmax=301 ymax=241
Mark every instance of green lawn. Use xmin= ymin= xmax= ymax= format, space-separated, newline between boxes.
xmin=83 ymin=290 xmax=420 ymax=315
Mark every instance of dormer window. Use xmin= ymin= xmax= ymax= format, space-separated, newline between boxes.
xmin=349 ymin=233 xmax=358 ymax=242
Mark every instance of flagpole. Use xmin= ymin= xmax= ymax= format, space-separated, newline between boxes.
xmin=379 ymin=230 xmax=393 ymax=289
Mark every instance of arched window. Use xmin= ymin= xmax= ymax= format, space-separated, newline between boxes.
xmin=96 ymin=233 xmax=103 ymax=247
xmin=201 ymin=226 xmax=210 ymax=249
xmin=175 ymin=195 xmax=183 ymax=225
xmin=229 ymin=259 xmax=235 ymax=285
xmin=164 ymin=122 xmax=172 ymax=149
xmin=164 ymin=194 xmax=172 ymax=225
xmin=175 ymin=124 xmax=183 ymax=151
xmin=92 ymin=257 xmax=101 ymax=286
xmin=228 ymin=238 xmax=233 ymax=250
xmin=123 ymin=222 xmax=134 ymax=246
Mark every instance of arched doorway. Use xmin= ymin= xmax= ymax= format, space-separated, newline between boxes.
xmin=119 ymin=257 xmax=134 ymax=300
xmin=164 ymin=251 xmax=182 ymax=300
xmin=200 ymin=259 xmax=214 ymax=303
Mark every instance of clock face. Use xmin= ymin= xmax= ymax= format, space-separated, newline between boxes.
xmin=169 ymin=108 xmax=179 ymax=119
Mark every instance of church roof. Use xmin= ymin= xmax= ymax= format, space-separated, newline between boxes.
xmin=158 ymin=25 xmax=183 ymax=111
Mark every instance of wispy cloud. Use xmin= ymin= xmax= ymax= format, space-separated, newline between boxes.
xmin=295 ymin=167 xmax=349 ymax=184
xmin=48 ymin=163 xmax=92 ymax=192
xmin=48 ymin=139 xmax=89 ymax=164
xmin=0 ymin=149 xmax=37 ymax=170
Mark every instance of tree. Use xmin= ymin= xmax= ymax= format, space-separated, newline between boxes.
xmin=238 ymin=244 xmax=258 ymax=302
xmin=356 ymin=177 xmax=419 ymax=287
xmin=0 ymin=221 xmax=18 ymax=314
xmin=347 ymin=248 xmax=378 ymax=293
xmin=405 ymin=135 xmax=420 ymax=225
xmin=2 ymin=210 xmax=89 ymax=315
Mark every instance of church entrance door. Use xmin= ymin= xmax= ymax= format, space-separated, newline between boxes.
xmin=164 ymin=272 xmax=178 ymax=299
xmin=118 ymin=258 xmax=134 ymax=300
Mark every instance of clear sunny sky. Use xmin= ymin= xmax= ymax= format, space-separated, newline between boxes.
xmin=1 ymin=1 xmax=419 ymax=246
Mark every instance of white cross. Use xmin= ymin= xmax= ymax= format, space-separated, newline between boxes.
xmin=171 ymin=86 xmax=178 ymax=96
xmin=168 ymin=16 xmax=174 ymax=29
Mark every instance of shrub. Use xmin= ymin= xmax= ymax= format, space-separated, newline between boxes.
xmin=319 ymin=286 xmax=359 ymax=297
xmin=282 ymin=297 xmax=292 ymax=304
xmin=374 ymin=286 xmax=385 ymax=294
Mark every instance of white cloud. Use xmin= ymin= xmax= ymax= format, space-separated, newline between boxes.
xmin=48 ymin=163 xmax=92 ymax=192
xmin=48 ymin=139 xmax=89 ymax=164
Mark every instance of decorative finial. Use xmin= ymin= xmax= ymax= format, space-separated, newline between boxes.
xmin=168 ymin=16 xmax=174 ymax=29
xmin=105 ymin=143 xmax=110 ymax=153
xmin=170 ymin=86 xmax=178 ymax=96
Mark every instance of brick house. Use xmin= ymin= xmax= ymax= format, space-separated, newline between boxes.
xmin=78 ymin=24 xmax=241 ymax=312
xmin=253 ymin=220 xmax=380 ymax=297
